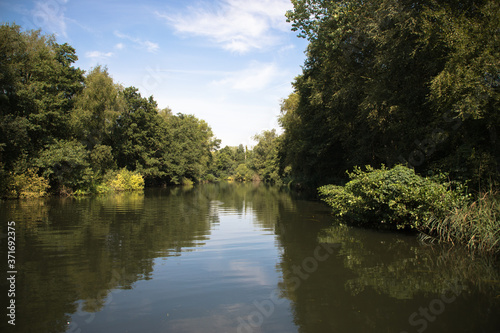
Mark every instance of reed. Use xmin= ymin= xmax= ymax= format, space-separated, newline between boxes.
xmin=420 ymin=190 xmax=500 ymax=255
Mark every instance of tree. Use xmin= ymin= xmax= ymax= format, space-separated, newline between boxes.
xmin=0 ymin=23 xmax=224 ymax=194
xmin=422 ymin=0 xmax=500 ymax=184
xmin=164 ymin=113 xmax=218 ymax=183
xmin=233 ymin=163 xmax=253 ymax=182
xmin=71 ymin=66 xmax=124 ymax=148
xmin=281 ymin=0 xmax=500 ymax=186
xmin=210 ymin=146 xmax=237 ymax=179
xmin=35 ymin=139 xmax=90 ymax=192
xmin=251 ymin=129 xmax=281 ymax=184
xmin=0 ymin=24 xmax=84 ymax=188
xmin=110 ymin=87 xmax=168 ymax=182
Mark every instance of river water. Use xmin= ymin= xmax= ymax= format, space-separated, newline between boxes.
xmin=1 ymin=182 xmax=499 ymax=333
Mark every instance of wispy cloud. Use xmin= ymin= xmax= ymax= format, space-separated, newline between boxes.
xmin=114 ymin=31 xmax=159 ymax=53
xmin=157 ymin=0 xmax=292 ymax=53
xmin=31 ymin=0 xmax=69 ymax=37
xmin=85 ymin=51 xmax=114 ymax=59
xmin=211 ymin=61 xmax=285 ymax=92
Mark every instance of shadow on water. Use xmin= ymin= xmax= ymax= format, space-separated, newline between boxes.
xmin=0 ymin=182 xmax=498 ymax=333
xmin=277 ymin=217 xmax=500 ymax=333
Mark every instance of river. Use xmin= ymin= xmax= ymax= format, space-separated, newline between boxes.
xmin=1 ymin=182 xmax=499 ymax=333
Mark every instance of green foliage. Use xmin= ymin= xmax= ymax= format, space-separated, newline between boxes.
xmin=318 ymin=165 xmax=463 ymax=229
xmin=0 ymin=23 xmax=223 ymax=196
xmin=0 ymin=24 xmax=84 ymax=171
xmin=107 ymin=169 xmax=144 ymax=192
xmin=110 ymin=87 xmax=167 ymax=182
xmin=90 ymin=144 xmax=116 ymax=175
xmin=233 ymin=164 xmax=254 ymax=182
xmin=71 ymin=66 xmax=124 ymax=148
xmin=204 ymin=173 xmax=217 ymax=183
xmin=281 ymin=0 xmax=500 ymax=187
xmin=164 ymin=113 xmax=218 ymax=183
xmin=2 ymin=168 xmax=50 ymax=198
xmin=421 ymin=190 xmax=500 ymax=255
xmin=251 ymin=129 xmax=282 ymax=185
xmin=209 ymin=145 xmax=246 ymax=180
xmin=35 ymin=140 xmax=90 ymax=192
xmin=181 ymin=177 xmax=194 ymax=187
xmin=110 ymin=88 xmax=218 ymax=185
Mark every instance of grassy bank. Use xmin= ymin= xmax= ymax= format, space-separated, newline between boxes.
xmin=318 ymin=165 xmax=499 ymax=256
xmin=420 ymin=190 xmax=500 ymax=255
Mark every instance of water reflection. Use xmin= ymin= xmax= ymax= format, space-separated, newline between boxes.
xmin=0 ymin=183 xmax=298 ymax=333
xmin=276 ymin=217 xmax=500 ymax=333
xmin=318 ymin=224 xmax=500 ymax=298
xmin=0 ymin=189 xmax=214 ymax=333
xmin=0 ymin=183 xmax=498 ymax=333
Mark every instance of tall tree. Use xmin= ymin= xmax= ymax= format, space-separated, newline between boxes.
xmin=281 ymin=0 xmax=499 ymax=186
xmin=71 ymin=66 xmax=124 ymax=148
xmin=0 ymin=24 xmax=84 ymax=172
xmin=164 ymin=113 xmax=219 ymax=183
xmin=110 ymin=87 xmax=168 ymax=182
xmin=251 ymin=129 xmax=281 ymax=184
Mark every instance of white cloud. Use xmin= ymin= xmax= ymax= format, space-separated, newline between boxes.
xmin=115 ymin=43 xmax=125 ymax=50
xmin=114 ymin=31 xmax=159 ymax=53
xmin=31 ymin=0 xmax=69 ymax=37
xmin=157 ymin=0 xmax=292 ymax=53
xmin=85 ymin=51 xmax=113 ymax=59
xmin=211 ymin=61 xmax=284 ymax=92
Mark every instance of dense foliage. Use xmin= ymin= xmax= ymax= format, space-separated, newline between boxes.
xmin=280 ymin=1 xmax=499 ymax=253
xmin=279 ymin=0 xmax=499 ymax=187
xmin=318 ymin=165 xmax=464 ymax=229
xmin=0 ymin=24 xmax=219 ymax=197
xmin=0 ymin=23 xmax=292 ymax=198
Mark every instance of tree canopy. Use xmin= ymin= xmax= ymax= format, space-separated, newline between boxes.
xmin=0 ymin=23 xmax=220 ymax=196
xmin=280 ymin=0 xmax=499 ymax=187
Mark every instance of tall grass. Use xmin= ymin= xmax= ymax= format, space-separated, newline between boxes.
xmin=420 ymin=190 xmax=500 ymax=255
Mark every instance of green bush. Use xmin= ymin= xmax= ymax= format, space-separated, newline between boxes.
xmin=35 ymin=140 xmax=89 ymax=192
xmin=2 ymin=169 xmax=50 ymax=199
xmin=204 ymin=173 xmax=217 ymax=183
xmin=107 ymin=169 xmax=144 ymax=192
xmin=181 ymin=177 xmax=194 ymax=186
xmin=233 ymin=164 xmax=254 ymax=182
xmin=318 ymin=165 xmax=463 ymax=229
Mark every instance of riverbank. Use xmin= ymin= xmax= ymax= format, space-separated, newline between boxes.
xmin=1 ymin=168 xmax=144 ymax=199
xmin=318 ymin=165 xmax=499 ymax=256
xmin=419 ymin=190 xmax=500 ymax=255
xmin=2 ymin=182 xmax=498 ymax=332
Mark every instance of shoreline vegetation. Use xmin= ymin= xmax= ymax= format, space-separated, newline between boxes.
xmin=318 ymin=165 xmax=499 ymax=256
xmin=2 ymin=0 xmax=499 ymax=256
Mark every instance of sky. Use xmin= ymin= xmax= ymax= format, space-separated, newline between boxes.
xmin=0 ymin=0 xmax=308 ymax=147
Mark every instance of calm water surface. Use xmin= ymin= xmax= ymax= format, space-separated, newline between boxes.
xmin=1 ymin=182 xmax=499 ymax=333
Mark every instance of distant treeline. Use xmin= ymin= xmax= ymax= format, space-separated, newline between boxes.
xmin=0 ymin=23 xmax=281 ymax=197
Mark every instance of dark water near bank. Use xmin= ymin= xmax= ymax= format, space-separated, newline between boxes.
xmin=1 ymin=182 xmax=499 ymax=333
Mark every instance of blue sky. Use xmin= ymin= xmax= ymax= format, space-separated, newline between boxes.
xmin=0 ymin=0 xmax=308 ymax=147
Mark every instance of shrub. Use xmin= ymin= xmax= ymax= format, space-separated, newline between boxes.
xmin=0 ymin=169 xmax=48 ymax=199
xmin=204 ymin=173 xmax=217 ymax=183
xmin=233 ymin=164 xmax=254 ymax=182
xmin=107 ymin=169 xmax=144 ymax=192
xmin=3 ymin=169 xmax=50 ymax=199
xmin=318 ymin=165 xmax=463 ymax=229
xmin=35 ymin=140 xmax=90 ymax=191
xmin=182 ymin=177 xmax=194 ymax=186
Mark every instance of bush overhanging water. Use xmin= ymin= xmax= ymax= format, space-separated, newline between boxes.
xmin=319 ymin=165 xmax=499 ymax=255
